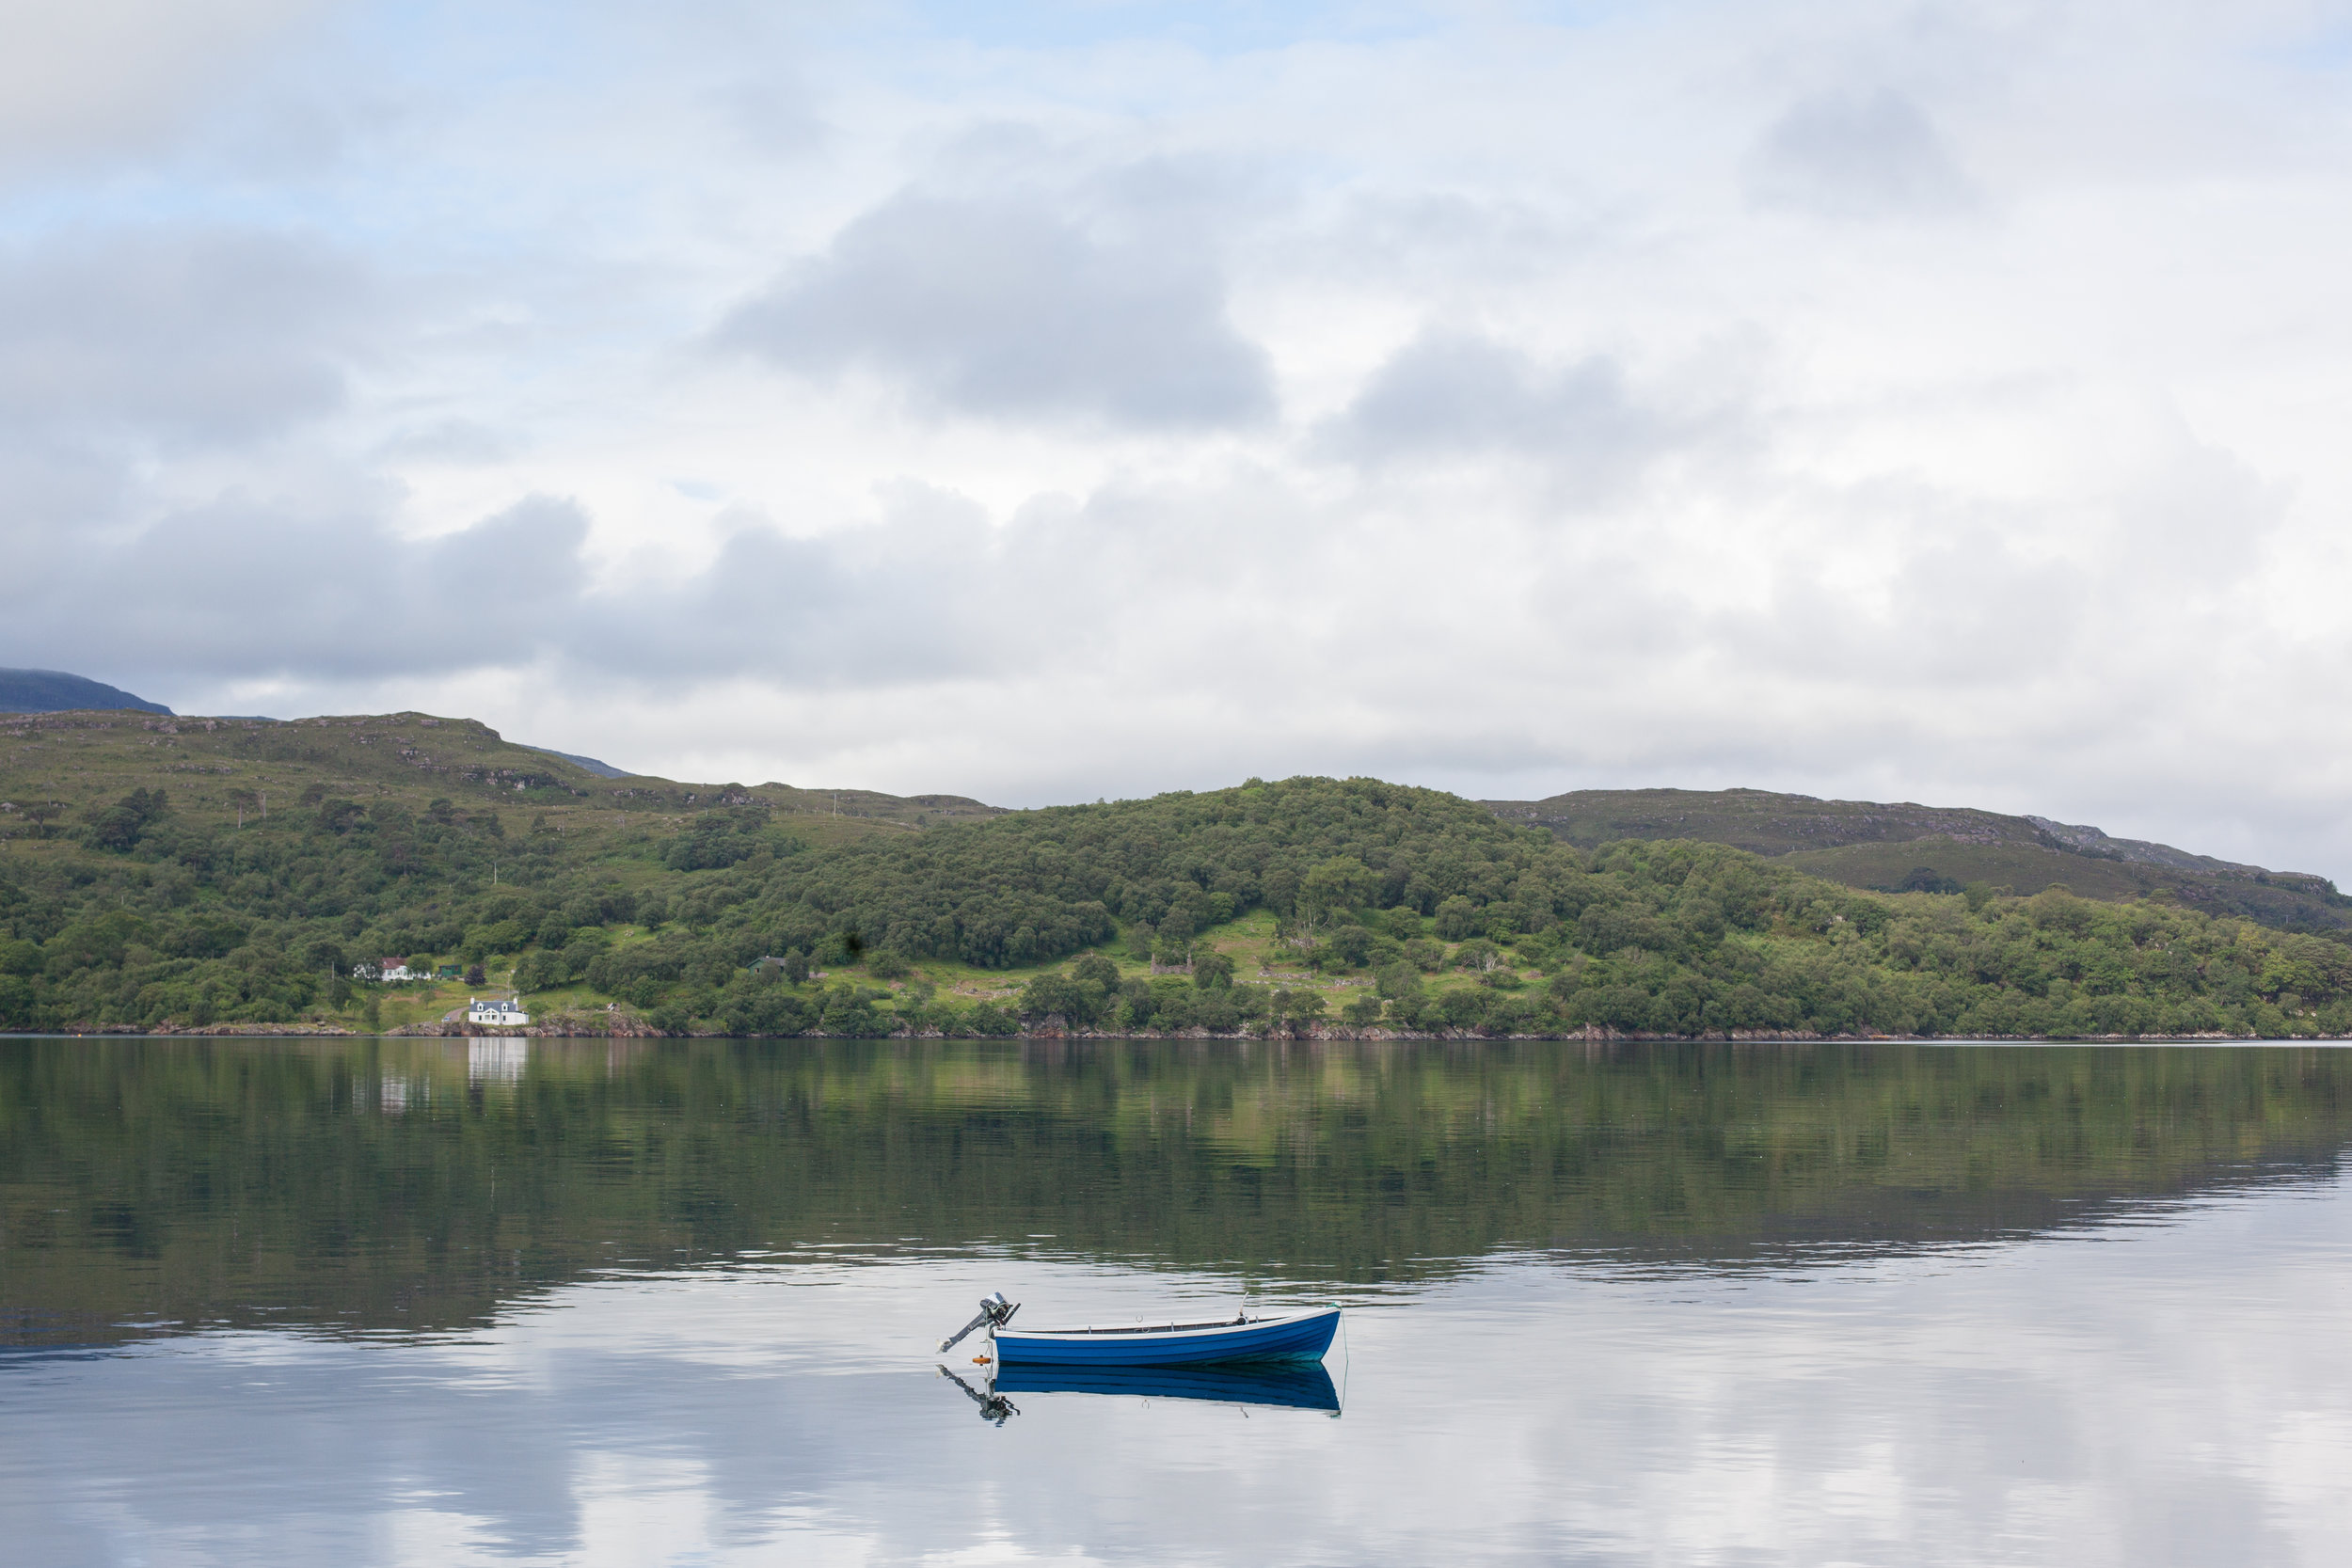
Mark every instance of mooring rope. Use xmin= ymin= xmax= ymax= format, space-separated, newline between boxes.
xmin=1335 ymin=1300 xmax=1349 ymax=1418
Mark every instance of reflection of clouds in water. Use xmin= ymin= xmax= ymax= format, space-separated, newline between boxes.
xmin=9 ymin=1182 xmax=2351 ymax=1564
xmin=568 ymin=1454 xmax=721 ymax=1567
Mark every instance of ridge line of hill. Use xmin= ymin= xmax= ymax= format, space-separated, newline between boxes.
xmin=5 ymin=659 xmax=2328 ymax=918
xmin=0 ymin=668 xmax=171 ymax=717
xmin=1478 ymin=786 xmax=2347 ymax=932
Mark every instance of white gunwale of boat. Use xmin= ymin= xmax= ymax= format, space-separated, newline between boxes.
xmin=1003 ymin=1306 xmax=1332 ymax=1340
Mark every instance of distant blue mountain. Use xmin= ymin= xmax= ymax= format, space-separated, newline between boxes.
xmin=0 ymin=669 xmax=172 ymax=716
xmin=531 ymin=746 xmax=629 ymax=779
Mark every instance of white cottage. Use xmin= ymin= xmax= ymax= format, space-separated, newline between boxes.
xmin=467 ymin=995 xmax=530 ymax=1027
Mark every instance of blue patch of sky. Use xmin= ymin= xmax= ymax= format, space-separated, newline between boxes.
xmin=0 ymin=0 xmax=653 ymax=254
xmin=0 ymin=0 xmax=1659 ymax=248
xmin=891 ymin=0 xmax=1669 ymax=54
xmin=2257 ymin=19 xmax=2352 ymax=71
xmin=887 ymin=0 xmax=1445 ymax=55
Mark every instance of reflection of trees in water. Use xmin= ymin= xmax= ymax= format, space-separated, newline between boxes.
xmin=4 ymin=1039 xmax=2348 ymax=1346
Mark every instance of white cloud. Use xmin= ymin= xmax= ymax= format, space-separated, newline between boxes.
xmin=718 ymin=187 xmax=1276 ymax=429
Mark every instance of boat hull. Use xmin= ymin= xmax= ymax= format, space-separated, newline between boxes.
xmin=994 ymin=1306 xmax=1339 ymax=1367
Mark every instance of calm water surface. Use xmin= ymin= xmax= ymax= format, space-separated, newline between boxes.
xmin=4 ymin=1037 xmax=2350 ymax=1564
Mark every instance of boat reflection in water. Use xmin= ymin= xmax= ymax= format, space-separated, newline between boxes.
xmin=938 ymin=1359 xmax=1342 ymax=1425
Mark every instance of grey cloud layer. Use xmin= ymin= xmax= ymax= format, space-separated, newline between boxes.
xmin=1 ymin=486 xmax=1038 ymax=691
xmin=0 ymin=496 xmax=590 ymax=683
xmin=1745 ymin=88 xmax=1976 ymax=217
xmin=0 ymin=0 xmax=320 ymax=167
xmin=0 ymin=229 xmax=365 ymax=445
xmin=1323 ymin=331 xmax=1701 ymax=500
xmin=718 ymin=190 xmax=1275 ymax=428
xmin=0 ymin=420 xmax=2238 ymax=731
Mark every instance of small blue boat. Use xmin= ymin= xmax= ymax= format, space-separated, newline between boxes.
xmin=939 ymin=1293 xmax=1340 ymax=1368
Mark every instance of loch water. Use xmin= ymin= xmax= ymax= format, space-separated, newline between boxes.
xmin=4 ymin=1037 xmax=2349 ymax=1565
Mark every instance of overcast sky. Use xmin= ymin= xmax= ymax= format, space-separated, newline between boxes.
xmin=4 ymin=1 xmax=2350 ymax=873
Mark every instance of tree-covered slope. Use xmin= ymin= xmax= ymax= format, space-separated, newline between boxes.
xmin=5 ymin=713 xmax=2351 ymax=1038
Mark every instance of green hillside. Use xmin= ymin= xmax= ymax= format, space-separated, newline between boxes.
xmin=5 ymin=710 xmax=2351 ymax=1039
xmin=1486 ymin=786 xmax=2351 ymax=931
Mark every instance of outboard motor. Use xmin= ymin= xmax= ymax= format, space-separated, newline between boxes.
xmin=938 ymin=1291 xmax=1019 ymax=1354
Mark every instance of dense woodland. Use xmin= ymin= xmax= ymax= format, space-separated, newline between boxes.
xmin=6 ymin=770 xmax=2352 ymax=1038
